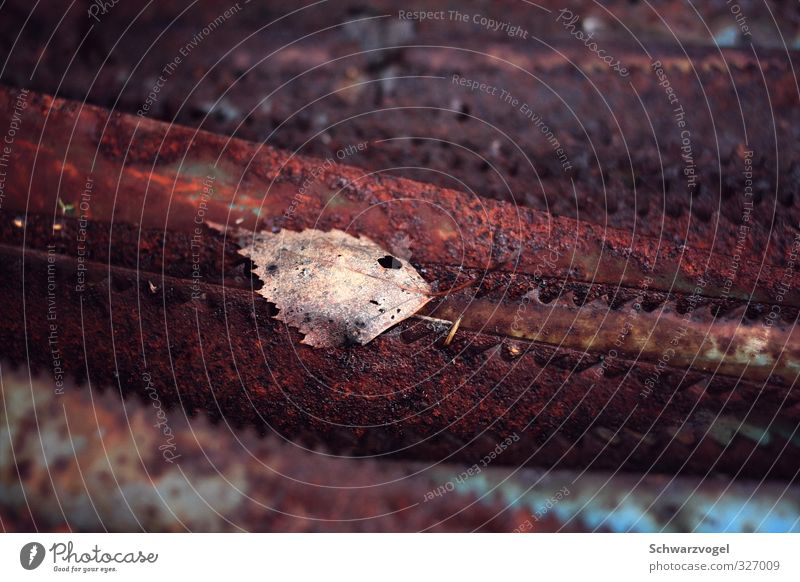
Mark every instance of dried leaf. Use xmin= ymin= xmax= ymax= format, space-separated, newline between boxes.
xmin=217 ymin=226 xmax=432 ymax=347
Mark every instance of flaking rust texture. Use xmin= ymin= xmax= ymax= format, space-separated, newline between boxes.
xmin=6 ymin=211 xmax=799 ymax=384
xmin=2 ymin=0 xmax=798 ymax=265
xmin=1 ymin=1 xmax=798 ymax=535
xmin=4 ymin=368 xmax=797 ymax=532
xmin=0 ymin=367 xmax=519 ymax=532
xmin=2 ymin=231 xmax=798 ymax=479
xmin=2 ymin=87 xmax=798 ymax=306
xmin=0 ymin=88 xmax=798 ymax=478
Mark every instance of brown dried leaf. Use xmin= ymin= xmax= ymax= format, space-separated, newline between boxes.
xmin=219 ymin=226 xmax=432 ymax=348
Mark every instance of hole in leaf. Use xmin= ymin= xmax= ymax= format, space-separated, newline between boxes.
xmin=378 ymin=255 xmax=402 ymax=269
xmin=369 ymin=300 xmax=380 ymax=305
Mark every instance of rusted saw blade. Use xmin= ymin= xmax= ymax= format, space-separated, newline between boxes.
xmin=0 ymin=87 xmax=798 ymax=478
xmin=3 ymin=366 xmax=797 ymax=532
xmin=1 ymin=87 xmax=798 ymax=305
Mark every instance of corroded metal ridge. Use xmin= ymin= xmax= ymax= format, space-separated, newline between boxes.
xmin=2 ymin=86 xmax=799 ymax=385
xmin=1 ymin=87 xmax=798 ymax=307
xmin=2 ymin=244 xmax=798 ymax=479
xmin=3 ymin=209 xmax=798 ymax=384
xmin=1 ymin=88 xmax=798 ymax=478
xmin=3 ymin=210 xmax=798 ymax=385
xmin=4 ymin=367 xmax=797 ymax=532
xmin=4 ymin=15 xmax=797 ymax=267
xmin=434 ymin=294 xmax=800 ymax=384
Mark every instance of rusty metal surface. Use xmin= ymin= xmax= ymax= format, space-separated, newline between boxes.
xmin=3 ymin=367 xmax=798 ymax=532
xmin=0 ymin=88 xmax=798 ymax=480
xmin=0 ymin=366 xmax=518 ymax=532
xmin=0 ymin=2 xmax=798 ymax=533
xmin=2 ymin=1 xmax=799 ymax=264
xmin=2 ymin=87 xmax=798 ymax=305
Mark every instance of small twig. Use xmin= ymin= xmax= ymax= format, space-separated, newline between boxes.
xmin=444 ymin=316 xmax=462 ymax=346
xmin=414 ymin=314 xmax=451 ymax=326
